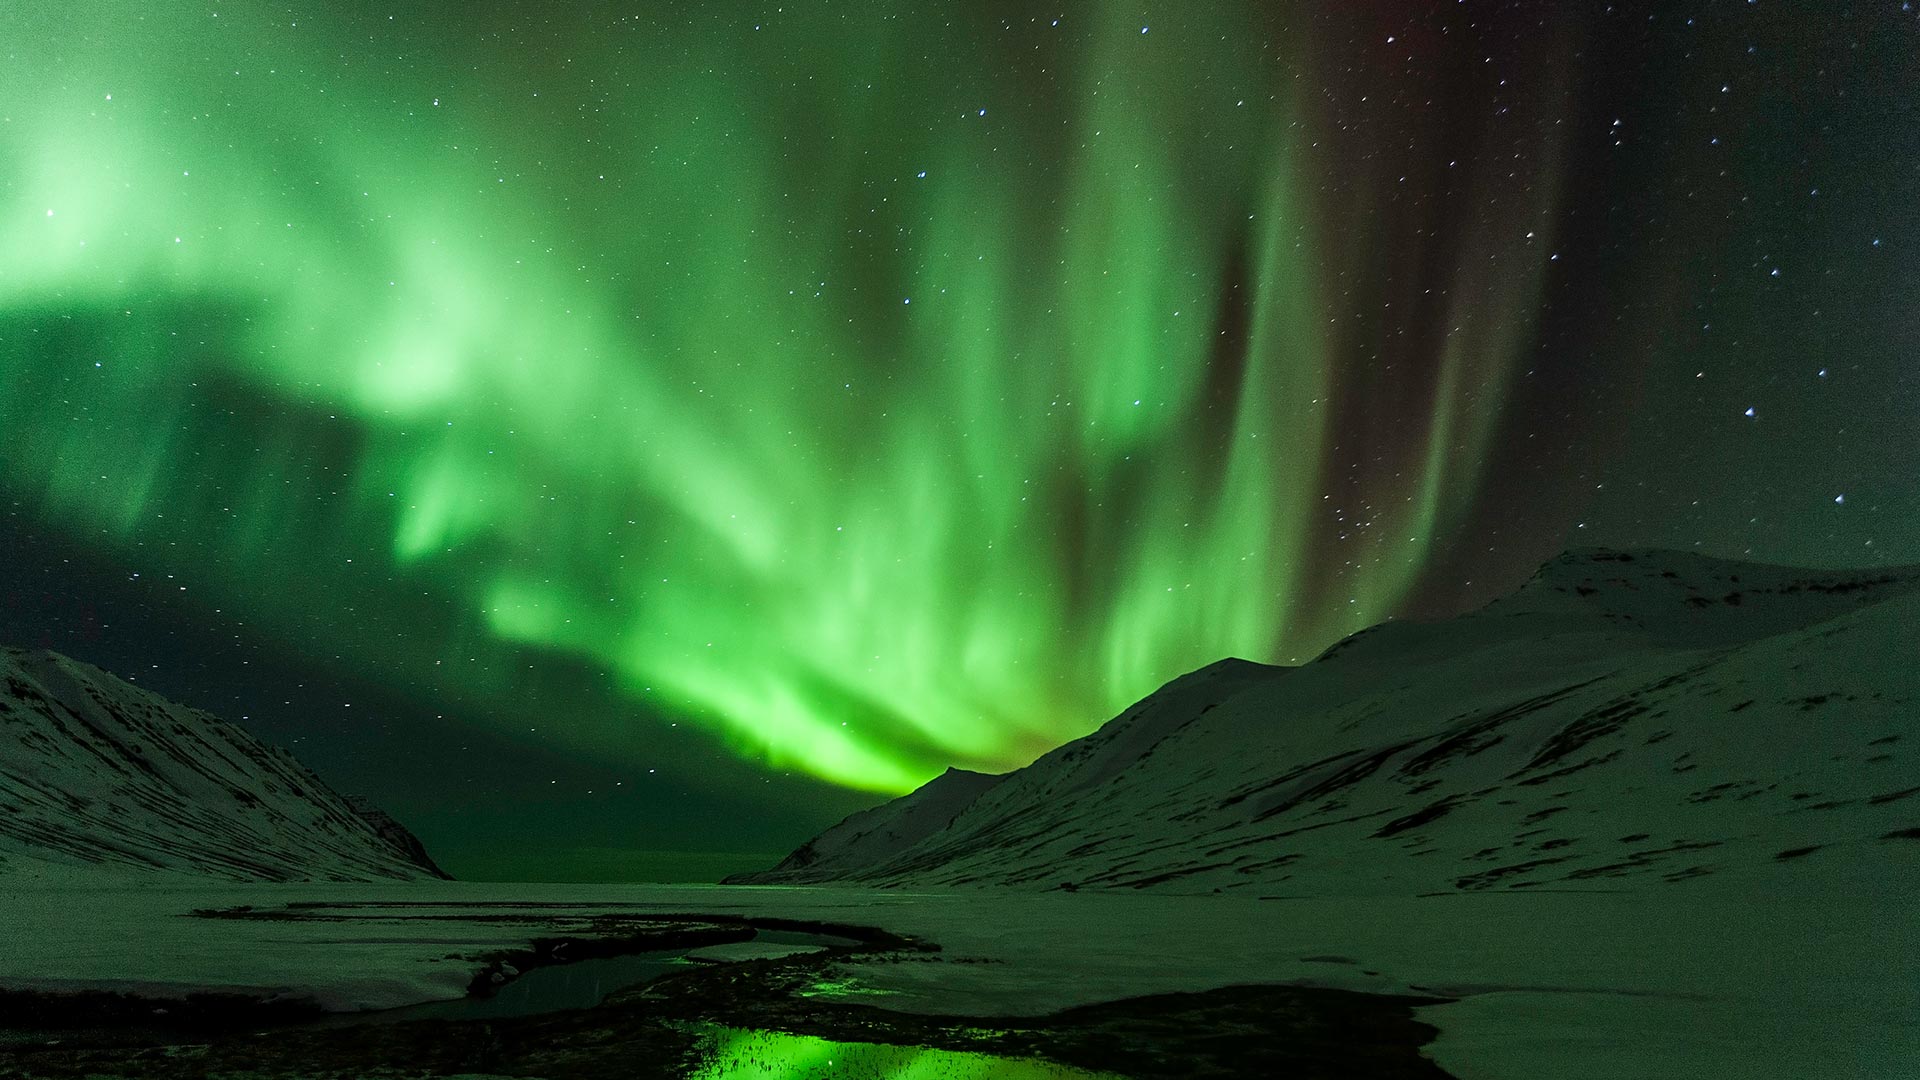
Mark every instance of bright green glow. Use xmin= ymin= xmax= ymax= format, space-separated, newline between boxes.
xmin=689 ymin=1027 xmax=1121 ymax=1080
xmin=0 ymin=4 xmax=1549 ymax=792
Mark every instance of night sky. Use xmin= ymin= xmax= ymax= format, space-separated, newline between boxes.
xmin=1 ymin=2 xmax=1914 ymax=881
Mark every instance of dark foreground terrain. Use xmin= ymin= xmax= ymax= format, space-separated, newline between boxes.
xmin=0 ymin=912 xmax=1450 ymax=1080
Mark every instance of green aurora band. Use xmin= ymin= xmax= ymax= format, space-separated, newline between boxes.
xmin=0 ymin=4 xmax=1566 ymax=792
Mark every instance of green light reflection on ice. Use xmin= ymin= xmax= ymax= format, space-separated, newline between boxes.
xmin=688 ymin=1026 xmax=1123 ymax=1080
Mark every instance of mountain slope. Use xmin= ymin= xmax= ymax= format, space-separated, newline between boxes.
xmin=738 ymin=550 xmax=1920 ymax=894
xmin=729 ymin=657 xmax=1288 ymax=886
xmin=728 ymin=767 xmax=1006 ymax=884
xmin=0 ymin=647 xmax=448 ymax=881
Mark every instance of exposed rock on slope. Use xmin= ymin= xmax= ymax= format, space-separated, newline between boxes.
xmin=341 ymin=794 xmax=448 ymax=879
xmin=738 ymin=550 xmax=1920 ymax=894
xmin=0 ymin=647 xmax=448 ymax=881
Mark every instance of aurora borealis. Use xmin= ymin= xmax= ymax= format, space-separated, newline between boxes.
xmin=2 ymin=2 xmax=1915 ymax=874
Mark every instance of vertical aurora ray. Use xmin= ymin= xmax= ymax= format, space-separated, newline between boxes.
xmin=0 ymin=3 xmax=1585 ymax=792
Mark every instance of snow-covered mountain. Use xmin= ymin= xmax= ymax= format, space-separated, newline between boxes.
xmin=0 ymin=647 xmax=448 ymax=881
xmin=735 ymin=549 xmax=1920 ymax=893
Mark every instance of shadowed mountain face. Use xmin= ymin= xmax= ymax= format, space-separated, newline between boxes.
xmin=736 ymin=549 xmax=1920 ymax=893
xmin=0 ymin=647 xmax=447 ymax=881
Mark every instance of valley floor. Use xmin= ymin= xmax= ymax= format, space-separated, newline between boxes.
xmin=0 ymin=873 xmax=1911 ymax=1078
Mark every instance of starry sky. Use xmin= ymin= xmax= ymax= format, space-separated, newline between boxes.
xmin=1 ymin=2 xmax=1914 ymax=880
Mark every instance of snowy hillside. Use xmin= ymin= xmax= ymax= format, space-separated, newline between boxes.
xmin=0 ymin=647 xmax=447 ymax=881
xmin=739 ymin=549 xmax=1920 ymax=893
xmin=728 ymin=766 xmax=1006 ymax=883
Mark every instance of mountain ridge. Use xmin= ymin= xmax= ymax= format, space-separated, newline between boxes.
xmin=731 ymin=548 xmax=1920 ymax=893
